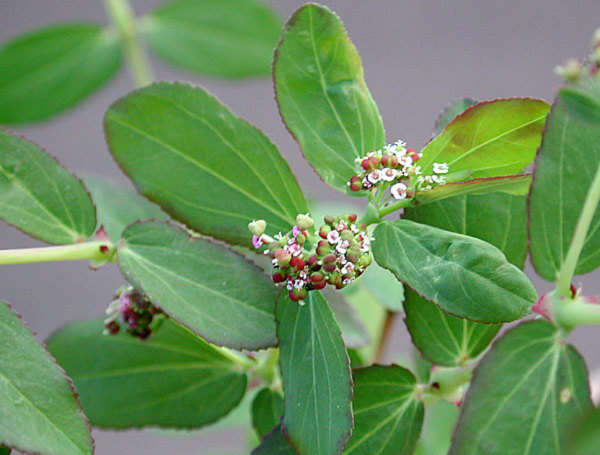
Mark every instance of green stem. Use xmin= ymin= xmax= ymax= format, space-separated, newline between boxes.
xmin=104 ymin=0 xmax=153 ymax=87
xmin=556 ymin=164 xmax=600 ymax=297
xmin=0 ymin=241 xmax=114 ymax=265
xmin=217 ymin=346 xmax=256 ymax=371
xmin=378 ymin=198 xmax=414 ymax=218
xmin=554 ymin=298 xmax=600 ymax=330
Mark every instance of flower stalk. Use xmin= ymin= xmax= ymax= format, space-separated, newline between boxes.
xmin=0 ymin=241 xmax=115 ymax=265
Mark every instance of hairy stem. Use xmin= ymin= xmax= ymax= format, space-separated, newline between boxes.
xmin=556 ymin=163 xmax=600 ymax=297
xmin=0 ymin=241 xmax=114 ymax=265
xmin=378 ymin=198 xmax=414 ymax=218
xmin=104 ymin=0 xmax=153 ymax=87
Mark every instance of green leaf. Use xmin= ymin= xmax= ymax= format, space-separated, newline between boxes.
xmin=564 ymin=406 xmax=600 ymax=454
xmin=323 ymin=288 xmax=370 ymax=349
xmin=343 ymin=365 xmax=424 ymax=455
xmin=144 ymin=0 xmax=281 ymax=78
xmin=274 ymin=4 xmax=385 ymax=194
xmin=82 ymin=174 xmax=167 ymax=242
xmin=0 ymin=129 xmax=96 ymax=244
xmin=251 ymin=388 xmax=284 ymax=440
xmin=0 ymin=446 xmax=9 ymax=455
xmin=529 ymin=77 xmax=600 ymax=280
xmin=403 ymin=289 xmax=500 ymax=366
xmin=0 ymin=23 xmax=121 ymax=124
xmin=118 ymin=221 xmax=277 ymax=350
xmin=415 ymin=174 xmax=532 ymax=205
xmin=105 ymin=82 xmax=307 ymax=247
xmin=415 ymin=400 xmax=460 ymax=455
xmin=419 ymin=98 xmax=549 ymax=179
xmin=277 ymin=291 xmax=352 ymax=455
xmin=47 ymin=317 xmax=246 ymax=429
xmin=402 ymin=192 xmax=526 ymax=365
xmin=0 ymin=302 xmax=93 ymax=455
xmin=372 ymin=220 xmax=536 ymax=322
xmin=450 ymin=321 xmax=592 ymax=455
xmin=434 ymin=98 xmax=478 ymax=135
xmin=253 ymin=426 xmax=298 ymax=455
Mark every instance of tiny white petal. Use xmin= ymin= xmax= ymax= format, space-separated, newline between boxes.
xmin=390 ymin=182 xmax=408 ymax=200
xmin=433 ymin=162 xmax=449 ymax=174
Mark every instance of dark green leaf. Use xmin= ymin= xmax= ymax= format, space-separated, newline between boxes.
xmin=415 ymin=174 xmax=531 ymax=205
xmin=372 ymin=220 xmax=536 ymax=322
xmin=451 ymin=321 xmax=592 ymax=455
xmin=277 ymin=291 xmax=352 ymax=455
xmin=118 ymin=221 xmax=277 ymax=350
xmin=82 ymin=174 xmax=167 ymax=242
xmin=0 ymin=446 xmax=9 ymax=455
xmin=564 ymin=406 xmax=600 ymax=454
xmin=251 ymin=388 xmax=284 ymax=439
xmin=323 ymin=288 xmax=370 ymax=349
xmin=0 ymin=302 xmax=92 ymax=455
xmin=47 ymin=317 xmax=246 ymax=429
xmin=415 ymin=400 xmax=460 ymax=455
xmin=105 ymin=82 xmax=307 ymax=247
xmin=419 ymin=98 xmax=549 ymax=179
xmin=343 ymin=365 xmax=424 ymax=455
xmin=403 ymin=289 xmax=500 ymax=366
xmin=0 ymin=129 xmax=96 ymax=244
xmin=144 ymin=0 xmax=281 ymax=78
xmin=529 ymin=77 xmax=600 ymax=280
xmin=403 ymin=191 xmax=526 ymax=365
xmin=274 ymin=4 xmax=384 ymax=194
xmin=434 ymin=98 xmax=478 ymax=134
xmin=0 ymin=23 xmax=121 ymax=124
xmin=253 ymin=425 xmax=298 ymax=455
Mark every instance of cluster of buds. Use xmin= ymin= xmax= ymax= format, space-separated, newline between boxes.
xmin=347 ymin=140 xmax=449 ymax=200
xmin=249 ymin=213 xmax=373 ymax=304
xmin=555 ymin=28 xmax=600 ymax=81
xmin=104 ymin=285 xmax=163 ymax=339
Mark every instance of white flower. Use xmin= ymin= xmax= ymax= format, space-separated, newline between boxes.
xmin=286 ymin=282 xmax=294 ymax=290
xmin=293 ymin=279 xmax=305 ymax=289
xmin=383 ymin=144 xmax=396 ymax=155
xmin=390 ymin=182 xmax=408 ymax=200
xmin=336 ymin=221 xmax=347 ymax=232
xmin=336 ymin=240 xmax=350 ymax=254
xmin=341 ymin=262 xmax=355 ymax=274
xmin=433 ymin=162 xmax=449 ymax=174
xmin=350 ymin=224 xmax=359 ymax=233
xmin=381 ymin=168 xmax=398 ymax=182
xmin=362 ymin=177 xmax=373 ymax=189
xmin=327 ymin=230 xmax=341 ymax=245
xmin=431 ymin=175 xmax=446 ymax=184
xmin=367 ymin=169 xmax=382 ymax=184
xmin=399 ymin=155 xmax=413 ymax=168
xmin=288 ymin=243 xmax=303 ymax=257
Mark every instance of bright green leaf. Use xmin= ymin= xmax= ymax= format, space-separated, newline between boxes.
xmin=415 ymin=174 xmax=531 ymax=205
xmin=564 ymin=406 xmax=600 ymax=454
xmin=451 ymin=321 xmax=592 ymax=455
xmin=47 ymin=317 xmax=247 ymax=429
xmin=0 ymin=23 xmax=121 ymax=124
xmin=277 ymin=291 xmax=352 ymax=455
xmin=274 ymin=4 xmax=385 ymax=194
xmin=252 ymin=425 xmax=298 ymax=455
xmin=434 ymin=98 xmax=478 ymax=134
xmin=415 ymin=400 xmax=460 ymax=455
xmin=105 ymin=82 xmax=307 ymax=247
xmin=251 ymin=388 xmax=284 ymax=440
xmin=372 ymin=220 xmax=537 ymax=322
xmin=82 ymin=174 xmax=167 ymax=242
xmin=323 ymin=288 xmax=370 ymax=349
xmin=144 ymin=0 xmax=281 ymax=78
xmin=343 ymin=365 xmax=424 ymax=455
xmin=118 ymin=221 xmax=277 ymax=350
xmin=529 ymin=76 xmax=600 ymax=280
xmin=0 ymin=130 xmax=96 ymax=244
xmin=0 ymin=302 xmax=93 ymax=455
xmin=419 ymin=98 xmax=549 ymax=179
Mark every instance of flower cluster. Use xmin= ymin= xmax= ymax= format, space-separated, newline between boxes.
xmin=347 ymin=140 xmax=448 ymax=200
xmin=249 ymin=214 xmax=373 ymax=304
xmin=104 ymin=285 xmax=163 ymax=339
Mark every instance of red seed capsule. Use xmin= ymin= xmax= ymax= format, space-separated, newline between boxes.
xmin=290 ymin=257 xmax=305 ymax=270
xmin=272 ymin=272 xmax=285 ymax=283
xmin=312 ymin=280 xmax=326 ymax=290
xmin=349 ymin=176 xmax=362 ymax=191
xmin=348 ymin=213 xmax=357 ymax=223
xmin=407 ymin=148 xmax=420 ymax=162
